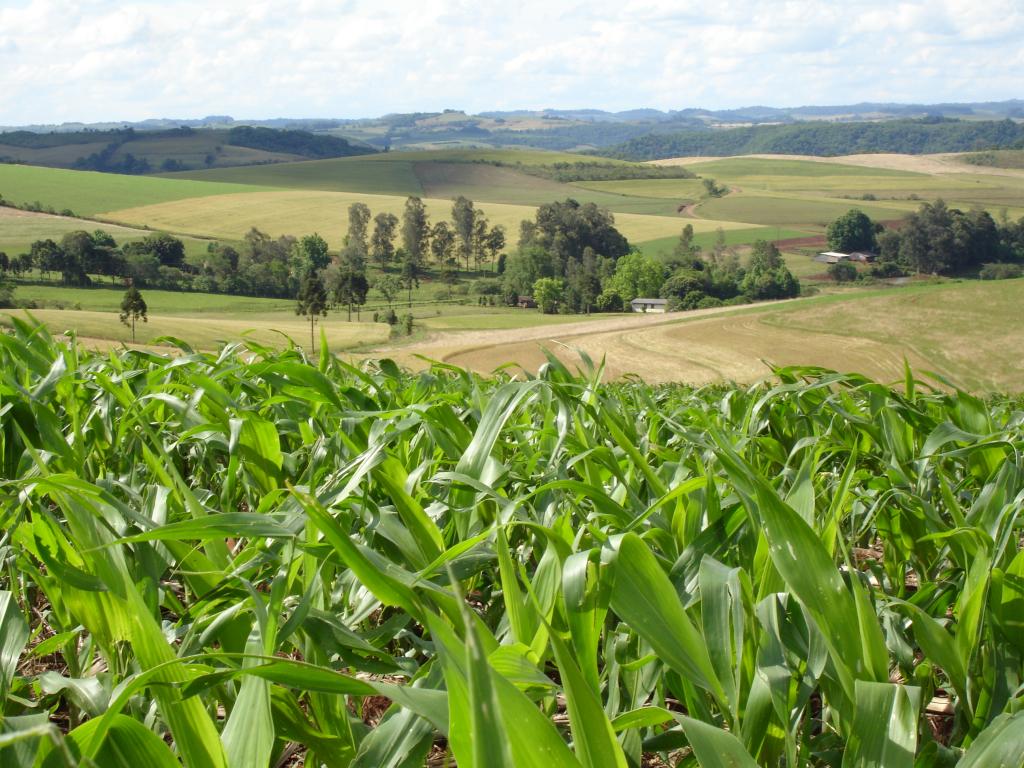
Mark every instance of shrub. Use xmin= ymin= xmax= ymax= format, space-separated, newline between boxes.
xmin=471 ymin=277 xmax=502 ymax=296
xmin=828 ymin=261 xmax=859 ymax=283
xmin=980 ymin=262 xmax=1023 ymax=280
xmin=696 ymin=295 xmax=724 ymax=309
xmin=595 ymin=289 xmax=624 ymax=312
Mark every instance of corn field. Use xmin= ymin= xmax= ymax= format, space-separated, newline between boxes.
xmin=1 ymin=316 xmax=1023 ymax=767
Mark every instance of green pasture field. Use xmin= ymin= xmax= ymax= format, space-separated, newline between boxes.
xmin=166 ymin=155 xmax=427 ymax=196
xmin=168 ymin=151 xmax=686 ymax=215
xmin=12 ymin=284 xmax=296 ymax=314
xmin=685 ymin=157 xmax=924 ymax=178
xmin=1 ymin=307 xmax=391 ymax=352
xmin=111 ymin=133 xmax=304 ymax=169
xmin=0 ymin=163 xmax=276 ymax=216
xmin=634 ymin=226 xmax=811 ymax=259
xmin=0 ymin=140 xmax=112 ymax=167
xmin=695 ymin=193 xmax=913 ymax=227
xmin=382 ymin=147 xmax=634 ymax=166
xmin=571 ymin=177 xmax=708 ymax=199
xmin=10 ymin=265 xmax=501 ymax=315
xmin=0 ymin=131 xmax=303 ymax=170
xmin=682 ymin=157 xmax=1024 ymax=219
xmin=2 ymin=283 xmax=610 ymax=351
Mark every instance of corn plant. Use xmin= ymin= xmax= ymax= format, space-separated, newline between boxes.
xmin=0 ymin=316 xmax=1023 ymax=767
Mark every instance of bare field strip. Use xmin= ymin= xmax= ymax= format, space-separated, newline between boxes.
xmin=649 ymin=152 xmax=1024 ymax=177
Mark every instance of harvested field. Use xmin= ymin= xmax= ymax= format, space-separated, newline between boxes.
xmin=375 ymin=280 xmax=1024 ymax=393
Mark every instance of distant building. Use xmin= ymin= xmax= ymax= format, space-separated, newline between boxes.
xmin=631 ymin=297 xmax=667 ymax=313
xmin=517 ymin=295 xmax=536 ymax=309
xmin=814 ymin=251 xmax=850 ymax=264
xmin=848 ymin=251 xmax=876 ymax=262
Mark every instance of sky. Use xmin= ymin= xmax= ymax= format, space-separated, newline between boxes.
xmin=0 ymin=0 xmax=1022 ymax=125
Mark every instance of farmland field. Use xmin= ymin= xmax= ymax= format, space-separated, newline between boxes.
xmin=396 ymin=279 xmax=1024 ymax=393
xmin=0 ymin=207 xmax=213 ymax=260
xmin=164 ymin=154 xmax=428 ymax=196
xmin=9 ymin=150 xmax=1024 ymax=262
xmin=0 ymin=164 xmax=275 ymax=216
xmin=1 ymin=319 xmax=1022 ymax=766
xmin=1 ymin=308 xmax=391 ymax=351
xmin=102 ymin=188 xmax=751 ymax=249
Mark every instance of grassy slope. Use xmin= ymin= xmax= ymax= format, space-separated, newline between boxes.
xmin=957 ymin=149 xmax=1024 ymax=170
xmin=167 ymin=151 xmax=687 ymax=215
xmin=13 ymin=284 xmax=297 ymax=314
xmin=636 ymin=227 xmax=811 ymax=259
xmin=0 ymin=164 xmax=275 ymax=216
xmin=2 ymin=307 xmax=392 ymax=353
xmin=164 ymin=155 xmax=426 ymax=196
xmin=0 ymin=130 xmax=315 ymax=170
xmin=696 ymin=194 xmax=913 ymax=227
xmin=685 ymin=157 xmax=1024 ymax=226
xmin=102 ymin=189 xmax=753 ymax=249
xmin=4 ymin=282 xmax=605 ymax=351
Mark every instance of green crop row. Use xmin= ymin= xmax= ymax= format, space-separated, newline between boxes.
xmin=0 ymin=318 xmax=1023 ymax=767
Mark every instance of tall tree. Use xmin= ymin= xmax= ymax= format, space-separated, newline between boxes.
xmin=672 ymin=223 xmax=701 ymax=268
xmin=58 ymin=231 xmax=93 ymax=286
xmin=399 ymin=248 xmax=420 ymax=307
xmin=567 ymin=247 xmax=602 ymax=314
xmin=472 ymin=212 xmax=490 ymax=272
xmin=451 ymin=196 xmax=476 ymax=273
xmin=330 ymin=251 xmax=369 ymax=321
xmin=291 ymin=233 xmax=330 ymax=285
xmin=29 ymin=239 xmax=64 ymax=281
xmin=430 ymin=221 xmax=455 ymax=266
xmin=300 ymin=233 xmax=331 ymax=271
xmin=374 ymin=274 xmax=403 ymax=309
xmin=525 ymin=198 xmax=629 ymax=272
xmin=826 ymin=209 xmax=877 ymax=253
xmin=605 ymin=252 xmax=664 ymax=301
xmin=370 ymin=212 xmax=399 ymax=271
xmin=483 ymin=225 xmax=506 ymax=273
xmin=0 ymin=274 xmax=14 ymax=308
xmin=346 ymin=203 xmax=371 ymax=262
xmin=740 ymin=240 xmax=800 ymax=300
xmin=119 ymin=285 xmax=148 ymax=342
xmin=295 ymin=272 xmax=328 ymax=347
xmin=401 ymin=197 xmax=430 ymax=267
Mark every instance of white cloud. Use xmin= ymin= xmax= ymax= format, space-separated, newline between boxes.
xmin=0 ymin=0 xmax=1020 ymax=124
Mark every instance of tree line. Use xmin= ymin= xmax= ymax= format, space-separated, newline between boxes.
xmin=3 ymin=195 xmax=806 ymax=321
xmin=825 ymin=203 xmax=1024 ymax=277
xmin=0 ymin=194 xmax=508 ymax=307
xmin=603 ymin=118 xmax=1024 ymax=161
xmin=501 ymin=204 xmax=799 ymax=314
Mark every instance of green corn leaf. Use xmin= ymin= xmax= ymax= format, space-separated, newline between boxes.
xmin=957 ymin=710 xmax=1024 ymax=768
xmin=679 ymin=715 xmax=759 ymax=768
xmin=842 ymin=681 xmax=920 ymax=768
xmin=0 ymin=591 xmax=29 ymax=701
xmin=40 ymin=714 xmax=180 ymax=768
xmin=607 ymin=533 xmax=726 ymax=706
xmin=550 ymin=629 xmax=628 ymax=768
